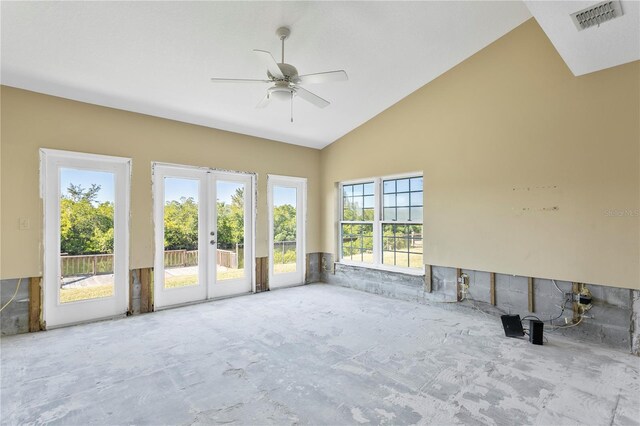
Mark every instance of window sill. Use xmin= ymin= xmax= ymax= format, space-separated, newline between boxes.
xmin=336 ymin=261 xmax=425 ymax=277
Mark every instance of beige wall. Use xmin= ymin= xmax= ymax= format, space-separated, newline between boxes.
xmin=0 ymin=86 xmax=321 ymax=279
xmin=2 ymin=19 xmax=639 ymax=289
xmin=320 ymin=19 xmax=640 ymax=289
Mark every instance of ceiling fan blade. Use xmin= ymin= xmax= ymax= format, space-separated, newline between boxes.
xmin=253 ymin=49 xmax=284 ymax=79
xmin=210 ymin=78 xmax=271 ymax=84
xmin=256 ymin=94 xmax=271 ymax=109
xmin=295 ymin=87 xmax=330 ymax=108
xmin=297 ymin=70 xmax=348 ymax=85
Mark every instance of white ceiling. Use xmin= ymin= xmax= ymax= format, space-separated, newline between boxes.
xmin=1 ymin=1 xmax=532 ymax=149
xmin=3 ymin=2 xmax=636 ymax=149
xmin=524 ymin=0 xmax=640 ymax=76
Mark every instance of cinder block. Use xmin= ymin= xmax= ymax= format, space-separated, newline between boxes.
xmin=632 ymin=290 xmax=640 ymax=355
xmin=432 ymin=266 xmax=457 ymax=299
xmin=463 ymin=269 xmax=491 ymax=304
xmin=495 ymin=274 xmax=529 ymax=314
xmin=588 ymin=285 xmax=632 ymax=309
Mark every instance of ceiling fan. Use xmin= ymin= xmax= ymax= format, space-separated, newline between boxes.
xmin=210 ymin=27 xmax=348 ymax=122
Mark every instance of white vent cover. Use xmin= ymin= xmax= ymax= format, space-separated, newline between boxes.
xmin=570 ymin=0 xmax=624 ymax=31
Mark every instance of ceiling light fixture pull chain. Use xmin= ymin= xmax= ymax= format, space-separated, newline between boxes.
xmin=290 ymin=91 xmax=294 ymax=123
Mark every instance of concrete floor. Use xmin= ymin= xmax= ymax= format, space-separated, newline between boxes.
xmin=1 ymin=284 xmax=639 ymax=425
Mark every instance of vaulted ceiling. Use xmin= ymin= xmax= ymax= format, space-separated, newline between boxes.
xmin=2 ymin=1 xmax=638 ymax=149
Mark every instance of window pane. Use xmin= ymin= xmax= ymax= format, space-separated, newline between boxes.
xmin=397 ymin=193 xmax=410 ymax=207
xmin=383 ymin=194 xmax=395 ymax=207
xmin=341 ymin=183 xmax=373 ymax=221
xmin=343 ymin=196 xmax=359 ymax=221
xmin=382 ymin=176 xmax=423 ymax=222
xmin=363 ymin=183 xmax=374 ymax=196
xmin=363 ymin=195 xmax=374 ymax=208
xmin=273 ymin=186 xmax=297 ymax=274
xmin=163 ymin=177 xmax=200 ymax=289
xmin=216 ymin=181 xmax=245 ymax=281
xmin=384 ymin=207 xmax=396 ymax=221
xmin=397 ymin=179 xmax=410 ymax=192
xmin=363 ymin=208 xmax=375 ymax=221
xmin=341 ymin=224 xmax=373 ymax=264
xmin=59 ymin=168 xmax=115 ymax=303
xmin=410 ymin=177 xmax=423 ymax=191
xmin=383 ymin=180 xmax=395 ymax=194
xmin=411 ymin=207 xmax=423 ymax=222
xmin=410 ymin=192 xmax=422 ymax=207
xmin=395 ymin=252 xmax=410 ymax=268
xmin=382 ymin=223 xmax=423 ymax=269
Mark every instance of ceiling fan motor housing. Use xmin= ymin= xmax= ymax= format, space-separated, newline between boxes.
xmin=268 ymin=63 xmax=298 ymax=82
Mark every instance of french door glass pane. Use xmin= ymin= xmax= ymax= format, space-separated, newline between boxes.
xmin=273 ymin=186 xmax=297 ymax=274
xmin=216 ymin=180 xmax=246 ymax=281
xmin=59 ymin=168 xmax=115 ymax=303
xmin=163 ymin=177 xmax=199 ymax=289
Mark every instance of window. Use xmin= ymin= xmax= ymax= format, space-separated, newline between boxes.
xmin=339 ymin=174 xmax=423 ymax=270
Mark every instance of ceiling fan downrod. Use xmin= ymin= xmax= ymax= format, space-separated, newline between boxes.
xmin=276 ymin=27 xmax=290 ymax=64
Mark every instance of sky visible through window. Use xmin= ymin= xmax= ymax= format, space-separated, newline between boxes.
xmin=164 ymin=178 xmax=198 ymax=202
xmin=60 ymin=168 xmax=114 ymax=203
xmin=274 ymin=186 xmax=296 ymax=207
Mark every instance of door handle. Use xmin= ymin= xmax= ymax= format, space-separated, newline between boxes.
xmin=210 ymin=240 xmax=216 ymax=245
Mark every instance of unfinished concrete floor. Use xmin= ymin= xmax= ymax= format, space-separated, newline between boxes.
xmin=1 ymin=284 xmax=639 ymax=425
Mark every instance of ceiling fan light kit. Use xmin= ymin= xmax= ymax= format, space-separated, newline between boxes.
xmin=211 ymin=26 xmax=348 ymax=123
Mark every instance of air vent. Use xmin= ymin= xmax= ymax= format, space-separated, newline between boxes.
xmin=570 ymin=0 xmax=623 ymax=31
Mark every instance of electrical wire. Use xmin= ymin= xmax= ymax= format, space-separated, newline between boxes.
xmin=0 ymin=278 xmax=23 ymax=313
xmin=521 ymin=315 xmax=542 ymax=323
xmin=552 ymin=279 xmax=564 ymax=294
xmin=548 ymin=297 xmax=572 ymax=325
xmin=547 ymin=316 xmax=584 ymax=331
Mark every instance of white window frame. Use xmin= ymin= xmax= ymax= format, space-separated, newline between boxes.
xmin=338 ymin=172 xmax=424 ymax=275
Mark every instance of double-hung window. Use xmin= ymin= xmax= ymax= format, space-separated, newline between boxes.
xmin=339 ymin=174 xmax=423 ymax=271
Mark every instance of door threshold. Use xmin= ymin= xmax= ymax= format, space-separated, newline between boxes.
xmin=45 ymin=312 xmax=128 ymax=330
xmin=155 ymin=291 xmax=254 ymax=311
xmin=269 ymin=282 xmax=307 ymax=291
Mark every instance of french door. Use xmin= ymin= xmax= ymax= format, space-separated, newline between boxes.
xmin=153 ymin=164 xmax=254 ymax=309
xmin=268 ymin=175 xmax=306 ymax=288
xmin=42 ymin=149 xmax=130 ymax=328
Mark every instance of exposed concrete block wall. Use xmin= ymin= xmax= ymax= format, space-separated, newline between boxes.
xmin=129 ymin=270 xmax=142 ymax=315
xmin=305 ymin=253 xmax=321 ymax=284
xmin=1 ymin=278 xmax=29 ymax=335
xmin=431 ymin=266 xmax=457 ymax=301
xmin=632 ymin=290 xmax=640 ymax=356
xmin=463 ymin=273 xmax=634 ymax=351
xmin=320 ymin=254 xmax=638 ymax=353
